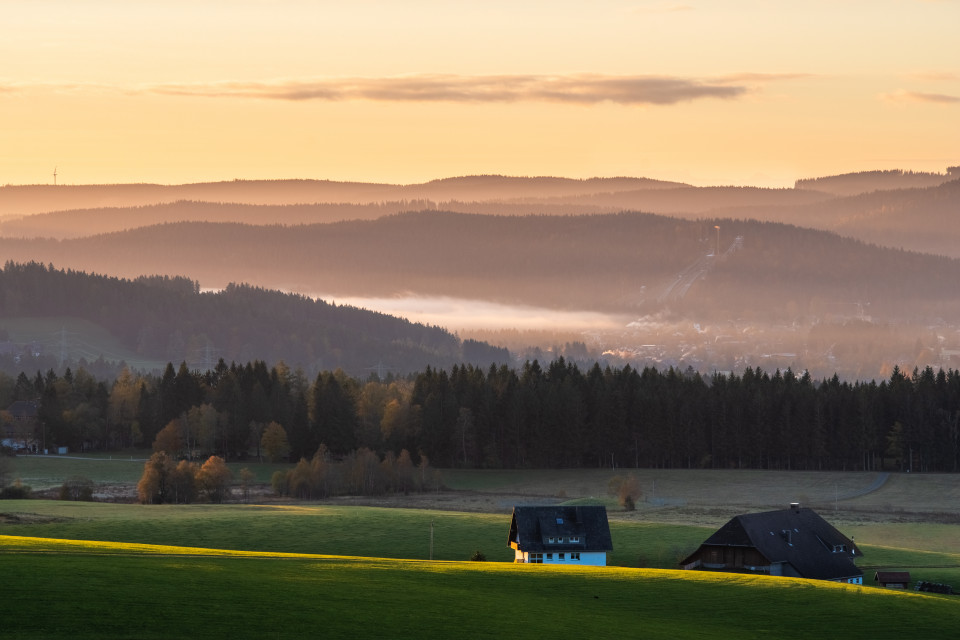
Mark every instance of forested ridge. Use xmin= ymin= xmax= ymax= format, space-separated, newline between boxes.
xmin=3 ymin=357 xmax=958 ymax=473
xmin=2 ymin=211 xmax=959 ymax=320
xmin=0 ymin=262 xmax=508 ymax=375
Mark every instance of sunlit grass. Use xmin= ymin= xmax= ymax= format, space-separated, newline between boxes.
xmin=3 ymin=535 xmax=959 ymax=639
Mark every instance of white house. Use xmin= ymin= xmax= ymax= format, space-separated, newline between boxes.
xmin=508 ymin=505 xmax=613 ymax=566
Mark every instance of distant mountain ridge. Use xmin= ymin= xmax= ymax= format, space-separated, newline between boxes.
xmin=795 ymin=168 xmax=960 ymax=196
xmin=5 ymin=171 xmax=958 ymax=258
xmin=0 ymin=175 xmax=688 ymax=217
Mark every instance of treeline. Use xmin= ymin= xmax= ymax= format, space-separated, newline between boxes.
xmin=0 ymin=262 xmax=508 ymax=375
xmin=4 ymin=358 xmax=959 ymax=473
xmin=795 ymin=169 xmax=959 ymax=196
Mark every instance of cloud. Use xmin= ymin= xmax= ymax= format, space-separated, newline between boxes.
xmin=147 ymin=74 xmax=751 ymax=106
xmin=882 ymin=89 xmax=960 ymax=104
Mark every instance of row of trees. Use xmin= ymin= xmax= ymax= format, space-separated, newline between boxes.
xmin=4 ymin=358 xmax=960 ymax=473
xmin=137 ymin=453 xmax=234 ymax=504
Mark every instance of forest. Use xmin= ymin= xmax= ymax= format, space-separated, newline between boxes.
xmin=3 ymin=212 xmax=960 ymax=322
xmin=0 ymin=262 xmax=508 ymax=375
xmin=3 ymin=357 xmax=958 ymax=474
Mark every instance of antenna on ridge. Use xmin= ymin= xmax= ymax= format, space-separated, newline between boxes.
xmin=52 ymin=166 xmax=58 ymax=186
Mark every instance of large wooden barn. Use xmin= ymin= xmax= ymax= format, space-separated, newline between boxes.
xmin=680 ymin=503 xmax=863 ymax=584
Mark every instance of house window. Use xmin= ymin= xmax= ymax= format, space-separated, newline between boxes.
xmin=530 ymin=553 xmax=543 ymax=563
xmin=559 ymin=553 xmax=565 ymax=560
xmin=547 ymin=536 xmax=556 ymax=544
xmin=571 ymin=553 xmax=580 ymax=560
xmin=556 ymin=518 xmax=564 ymax=524
xmin=546 ymin=553 xmax=553 ymax=560
xmin=570 ymin=536 xmax=580 ymax=544
xmin=833 ymin=544 xmax=846 ymax=553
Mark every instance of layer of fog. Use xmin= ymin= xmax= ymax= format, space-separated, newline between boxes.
xmin=313 ymin=294 xmax=631 ymax=332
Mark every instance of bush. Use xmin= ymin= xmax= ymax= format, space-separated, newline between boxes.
xmin=59 ymin=476 xmax=95 ymax=501
xmin=0 ymin=479 xmax=32 ymax=500
xmin=608 ymin=473 xmax=642 ymax=510
xmin=470 ymin=550 xmax=486 ymax=562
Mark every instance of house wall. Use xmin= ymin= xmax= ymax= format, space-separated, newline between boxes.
xmin=514 ymin=550 xmax=607 ymax=566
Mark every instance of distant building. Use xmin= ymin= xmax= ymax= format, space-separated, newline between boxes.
xmin=875 ymin=571 xmax=911 ymax=589
xmin=680 ymin=503 xmax=863 ymax=584
xmin=508 ymin=505 xmax=613 ymax=566
xmin=2 ymin=400 xmax=40 ymax=452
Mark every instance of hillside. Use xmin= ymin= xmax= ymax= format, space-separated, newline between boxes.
xmin=2 ymin=212 xmax=958 ymax=324
xmin=5 ymin=174 xmax=958 ymax=260
xmin=795 ymin=168 xmax=960 ymax=196
xmin=0 ymin=175 xmax=686 ymax=217
xmin=0 ymin=263 xmax=508 ymax=375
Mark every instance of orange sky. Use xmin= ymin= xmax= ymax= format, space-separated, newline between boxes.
xmin=2 ymin=1 xmax=958 ymax=188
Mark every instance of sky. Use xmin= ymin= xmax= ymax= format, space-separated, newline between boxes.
xmin=2 ymin=0 xmax=958 ymax=188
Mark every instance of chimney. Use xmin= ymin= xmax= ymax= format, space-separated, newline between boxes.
xmin=790 ymin=502 xmax=800 ymax=514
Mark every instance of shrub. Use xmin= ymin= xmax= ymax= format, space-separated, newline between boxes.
xmin=470 ymin=550 xmax=486 ymax=562
xmin=59 ymin=476 xmax=95 ymax=501
xmin=0 ymin=479 xmax=32 ymax=500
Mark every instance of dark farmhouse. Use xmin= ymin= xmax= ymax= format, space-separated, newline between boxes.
xmin=680 ymin=503 xmax=863 ymax=584
xmin=875 ymin=571 xmax=911 ymax=589
xmin=2 ymin=400 xmax=39 ymax=452
xmin=508 ymin=505 xmax=613 ymax=566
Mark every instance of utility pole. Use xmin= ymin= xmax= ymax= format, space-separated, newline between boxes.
xmin=429 ymin=521 xmax=434 ymax=560
xmin=714 ymin=225 xmax=720 ymax=257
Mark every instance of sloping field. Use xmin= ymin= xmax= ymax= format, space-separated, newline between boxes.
xmin=2 ymin=535 xmax=958 ymax=640
xmin=0 ymin=316 xmax=165 ymax=370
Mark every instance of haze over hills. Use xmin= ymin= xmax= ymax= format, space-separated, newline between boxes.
xmin=3 ymin=171 xmax=958 ymax=258
xmin=1 ymin=211 xmax=957 ymax=320
xmin=0 ymin=175 xmax=686 ymax=217
xmin=2 ymin=169 xmax=959 ymax=379
xmin=0 ymin=262 xmax=508 ymax=376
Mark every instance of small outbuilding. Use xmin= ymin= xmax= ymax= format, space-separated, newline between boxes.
xmin=508 ymin=505 xmax=613 ymax=566
xmin=875 ymin=571 xmax=911 ymax=589
xmin=680 ymin=503 xmax=863 ymax=584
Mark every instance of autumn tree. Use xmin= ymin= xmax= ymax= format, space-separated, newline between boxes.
xmin=197 ymin=455 xmax=232 ymax=503
xmin=608 ymin=473 xmax=642 ymax=510
xmin=153 ymin=419 xmax=183 ymax=456
xmin=260 ymin=421 xmax=291 ymax=463
xmin=137 ymin=451 xmax=175 ymax=504
xmin=169 ymin=460 xmax=199 ymax=504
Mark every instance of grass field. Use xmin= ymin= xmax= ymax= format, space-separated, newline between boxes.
xmin=0 ymin=315 xmax=165 ymax=370
xmin=5 ymin=462 xmax=960 ymax=637
xmin=2 ymin=535 xmax=959 ymax=639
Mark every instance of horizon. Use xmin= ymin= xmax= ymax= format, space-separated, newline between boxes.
xmin=3 ymin=2 xmax=958 ymax=189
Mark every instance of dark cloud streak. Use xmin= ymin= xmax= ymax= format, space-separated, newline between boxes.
xmin=148 ymin=74 xmax=751 ymax=106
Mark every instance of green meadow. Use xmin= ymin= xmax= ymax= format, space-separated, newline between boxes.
xmin=2 ymin=535 xmax=960 ymax=640
xmin=0 ymin=500 xmax=712 ymax=568
xmin=4 ymin=460 xmax=960 ymax=637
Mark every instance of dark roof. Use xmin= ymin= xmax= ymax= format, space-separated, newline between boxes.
xmin=508 ymin=505 xmax=613 ymax=553
xmin=683 ymin=506 xmax=862 ymax=581
xmin=5 ymin=400 xmax=39 ymax=419
xmin=875 ymin=571 xmax=911 ymax=583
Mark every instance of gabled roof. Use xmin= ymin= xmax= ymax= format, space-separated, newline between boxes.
xmin=5 ymin=400 xmax=39 ymax=419
xmin=508 ymin=505 xmax=613 ymax=553
xmin=683 ymin=506 xmax=862 ymax=581
xmin=875 ymin=571 xmax=911 ymax=583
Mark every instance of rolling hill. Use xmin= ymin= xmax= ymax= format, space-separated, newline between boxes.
xmin=0 ymin=263 xmax=509 ymax=375
xmin=1 ymin=212 xmax=958 ymax=325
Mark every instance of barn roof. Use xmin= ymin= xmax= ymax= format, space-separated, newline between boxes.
xmin=508 ymin=505 xmax=613 ymax=553
xmin=683 ymin=505 xmax=863 ymax=581
xmin=875 ymin=571 xmax=911 ymax=583
xmin=5 ymin=400 xmax=39 ymax=419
